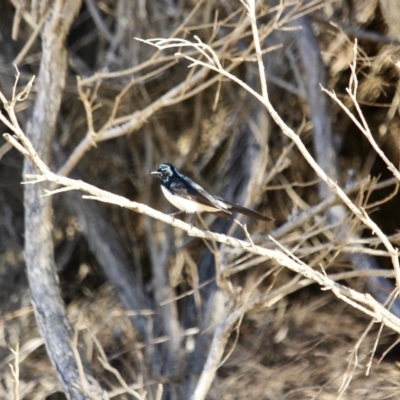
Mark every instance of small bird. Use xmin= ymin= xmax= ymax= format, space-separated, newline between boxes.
xmin=151 ymin=163 xmax=274 ymax=221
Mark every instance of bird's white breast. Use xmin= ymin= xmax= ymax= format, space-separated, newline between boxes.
xmin=161 ymin=185 xmax=221 ymax=213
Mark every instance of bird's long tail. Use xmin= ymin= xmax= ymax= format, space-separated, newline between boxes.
xmin=223 ymin=200 xmax=274 ymax=222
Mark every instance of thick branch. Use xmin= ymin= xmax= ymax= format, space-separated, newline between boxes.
xmin=18 ymin=1 xmax=107 ymax=399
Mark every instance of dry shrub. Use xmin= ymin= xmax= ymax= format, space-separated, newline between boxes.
xmin=1 ymin=0 xmax=400 ymax=399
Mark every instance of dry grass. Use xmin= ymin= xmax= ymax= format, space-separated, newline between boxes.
xmin=4 ymin=290 xmax=400 ymax=399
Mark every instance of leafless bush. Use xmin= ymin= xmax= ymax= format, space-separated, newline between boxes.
xmin=1 ymin=0 xmax=400 ymax=399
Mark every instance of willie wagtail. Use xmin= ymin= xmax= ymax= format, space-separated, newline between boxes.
xmin=151 ymin=163 xmax=274 ymax=221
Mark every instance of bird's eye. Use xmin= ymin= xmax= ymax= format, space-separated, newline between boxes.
xmin=161 ymin=168 xmax=169 ymax=176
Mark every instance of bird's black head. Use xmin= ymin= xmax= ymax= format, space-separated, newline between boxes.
xmin=151 ymin=163 xmax=176 ymax=182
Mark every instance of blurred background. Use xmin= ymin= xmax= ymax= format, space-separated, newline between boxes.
xmin=1 ymin=0 xmax=400 ymax=399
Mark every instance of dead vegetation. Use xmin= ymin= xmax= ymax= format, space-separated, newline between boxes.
xmin=1 ymin=0 xmax=400 ymax=399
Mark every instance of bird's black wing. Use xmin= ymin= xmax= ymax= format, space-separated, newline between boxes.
xmin=169 ymin=176 xmax=231 ymax=214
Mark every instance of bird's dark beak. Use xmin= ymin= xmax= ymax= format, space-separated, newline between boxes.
xmin=151 ymin=171 xmax=161 ymax=176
